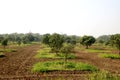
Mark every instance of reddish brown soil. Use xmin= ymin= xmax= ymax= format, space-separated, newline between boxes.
xmin=0 ymin=44 xmax=120 ymax=80
xmin=75 ymin=51 xmax=120 ymax=74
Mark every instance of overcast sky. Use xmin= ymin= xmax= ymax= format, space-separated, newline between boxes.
xmin=0 ymin=0 xmax=120 ymax=37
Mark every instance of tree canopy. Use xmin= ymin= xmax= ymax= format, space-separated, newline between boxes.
xmin=80 ymin=36 xmax=96 ymax=49
xmin=49 ymin=33 xmax=64 ymax=53
xmin=110 ymin=34 xmax=120 ymax=54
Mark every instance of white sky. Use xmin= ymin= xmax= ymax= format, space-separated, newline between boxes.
xmin=0 ymin=0 xmax=120 ymax=37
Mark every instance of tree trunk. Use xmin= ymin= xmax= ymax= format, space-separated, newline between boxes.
xmin=3 ymin=46 xmax=5 ymax=51
xmin=64 ymin=53 xmax=67 ymax=69
xmin=119 ymin=49 xmax=120 ymax=55
xmin=86 ymin=45 xmax=88 ymax=49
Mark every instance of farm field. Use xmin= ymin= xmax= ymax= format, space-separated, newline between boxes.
xmin=0 ymin=44 xmax=120 ymax=80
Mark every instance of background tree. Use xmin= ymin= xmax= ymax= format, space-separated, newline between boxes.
xmin=2 ymin=38 xmax=8 ymax=50
xmin=42 ymin=34 xmax=51 ymax=45
xmin=80 ymin=36 xmax=96 ymax=49
xmin=110 ymin=34 xmax=120 ymax=55
xmin=96 ymin=35 xmax=111 ymax=45
xmin=49 ymin=33 xmax=64 ymax=54
xmin=16 ymin=37 xmax=22 ymax=46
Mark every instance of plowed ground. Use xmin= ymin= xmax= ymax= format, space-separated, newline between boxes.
xmin=0 ymin=44 xmax=120 ymax=80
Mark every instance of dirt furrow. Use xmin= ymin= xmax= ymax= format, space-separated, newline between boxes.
xmin=0 ymin=44 xmax=40 ymax=76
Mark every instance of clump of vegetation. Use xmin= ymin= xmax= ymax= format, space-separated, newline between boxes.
xmin=0 ymin=52 xmax=5 ymax=57
xmin=32 ymin=61 xmax=98 ymax=72
xmin=99 ymin=53 xmax=120 ymax=59
xmin=35 ymin=48 xmax=55 ymax=58
xmin=88 ymin=70 xmax=120 ymax=80
xmin=35 ymin=48 xmax=76 ymax=59
xmin=2 ymin=38 xmax=8 ymax=50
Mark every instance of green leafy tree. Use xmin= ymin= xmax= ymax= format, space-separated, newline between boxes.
xmin=49 ymin=33 xmax=64 ymax=54
xmin=2 ymin=38 xmax=8 ymax=50
xmin=26 ymin=33 xmax=35 ymax=42
xmin=42 ymin=34 xmax=51 ymax=45
xmin=80 ymin=36 xmax=96 ymax=49
xmin=110 ymin=34 xmax=120 ymax=55
xmin=60 ymin=43 xmax=74 ymax=68
xmin=16 ymin=37 xmax=22 ymax=46
xmin=97 ymin=35 xmax=111 ymax=45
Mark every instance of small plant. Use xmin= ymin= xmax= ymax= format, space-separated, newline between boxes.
xmin=99 ymin=53 xmax=120 ymax=59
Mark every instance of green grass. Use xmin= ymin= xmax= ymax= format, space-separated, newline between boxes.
xmin=85 ymin=49 xmax=111 ymax=53
xmin=99 ymin=53 xmax=120 ymax=59
xmin=0 ymin=52 xmax=5 ymax=57
xmin=88 ymin=70 xmax=120 ymax=80
xmin=0 ymin=49 xmax=17 ymax=52
xmin=32 ymin=61 xmax=98 ymax=72
xmin=35 ymin=48 xmax=76 ymax=59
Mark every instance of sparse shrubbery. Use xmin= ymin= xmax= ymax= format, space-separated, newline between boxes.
xmin=88 ymin=70 xmax=120 ymax=80
xmin=35 ymin=48 xmax=76 ymax=59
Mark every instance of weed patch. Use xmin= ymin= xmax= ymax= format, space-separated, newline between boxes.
xmin=99 ymin=53 xmax=120 ymax=59
xmin=32 ymin=61 xmax=98 ymax=72
xmin=88 ymin=70 xmax=120 ymax=80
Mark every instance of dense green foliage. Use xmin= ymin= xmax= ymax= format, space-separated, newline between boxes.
xmin=2 ymin=38 xmax=8 ymax=49
xmin=96 ymin=35 xmax=111 ymax=45
xmin=60 ymin=43 xmax=74 ymax=65
xmin=49 ymin=33 xmax=64 ymax=53
xmin=0 ymin=33 xmax=41 ymax=45
xmin=110 ymin=34 xmax=120 ymax=54
xmin=80 ymin=36 xmax=96 ymax=49
xmin=42 ymin=33 xmax=51 ymax=45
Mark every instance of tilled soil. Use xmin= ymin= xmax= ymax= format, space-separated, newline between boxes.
xmin=75 ymin=51 xmax=120 ymax=74
xmin=0 ymin=45 xmax=120 ymax=80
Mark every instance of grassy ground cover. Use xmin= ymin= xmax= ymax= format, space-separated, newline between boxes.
xmin=32 ymin=61 xmax=98 ymax=72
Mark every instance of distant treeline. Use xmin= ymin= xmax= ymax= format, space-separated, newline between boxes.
xmin=0 ymin=33 xmax=120 ymax=54
xmin=0 ymin=32 xmax=119 ymax=46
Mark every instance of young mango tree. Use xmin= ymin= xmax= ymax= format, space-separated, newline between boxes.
xmin=2 ymin=38 xmax=8 ymax=50
xmin=49 ymin=33 xmax=64 ymax=54
xmin=80 ymin=36 xmax=96 ymax=49
xmin=110 ymin=34 xmax=120 ymax=55
xmin=42 ymin=33 xmax=51 ymax=45
xmin=60 ymin=43 xmax=74 ymax=68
